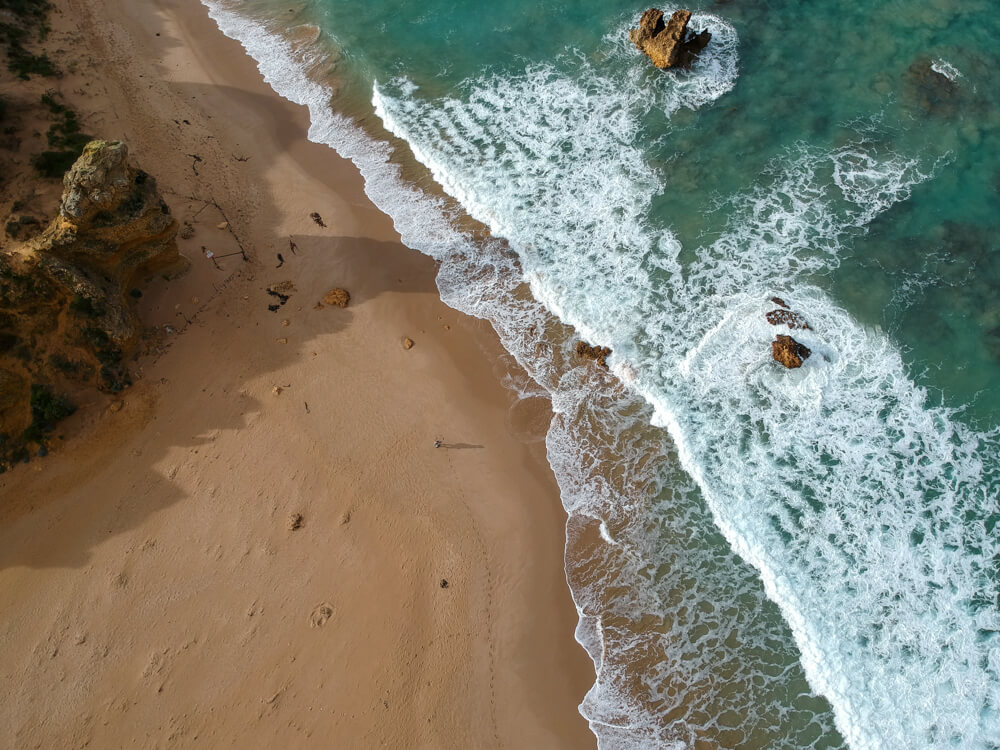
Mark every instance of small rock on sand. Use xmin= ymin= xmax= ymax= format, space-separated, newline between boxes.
xmin=281 ymin=319 xmax=290 ymax=327
xmin=271 ymin=280 xmax=296 ymax=294
xmin=109 ymin=400 xmax=124 ymax=413
xmin=403 ymin=337 xmax=414 ymax=350
xmin=287 ymin=513 xmax=304 ymax=531
xmin=216 ymin=221 xmax=228 ymax=230
xmin=322 ymin=288 xmax=350 ymax=308
xmin=276 ymin=337 xmax=288 ymax=344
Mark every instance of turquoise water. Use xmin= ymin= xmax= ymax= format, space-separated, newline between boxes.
xmin=204 ymin=1 xmax=1000 ymax=747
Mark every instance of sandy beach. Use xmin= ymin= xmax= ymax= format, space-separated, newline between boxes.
xmin=0 ymin=0 xmax=595 ymax=747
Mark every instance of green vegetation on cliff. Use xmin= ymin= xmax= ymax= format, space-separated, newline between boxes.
xmin=0 ymin=0 xmax=54 ymax=79
xmin=32 ymin=93 xmax=91 ymax=176
xmin=23 ymin=383 xmax=74 ymax=440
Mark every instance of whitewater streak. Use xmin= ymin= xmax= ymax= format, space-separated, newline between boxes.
xmin=202 ymin=2 xmax=1000 ymax=747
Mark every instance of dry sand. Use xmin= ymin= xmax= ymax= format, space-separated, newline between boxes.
xmin=0 ymin=0 xmax=596 ymax=746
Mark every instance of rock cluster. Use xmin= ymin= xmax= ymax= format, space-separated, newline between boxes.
xmin=576 ymin=340 xmax=612 ymax=368
xmin=904 ymin=59 xmax=960 ymax=117
xmin=766 ymin=297 xmax=813 ymax=369
xmin=628 ymin=9 xmax=711 ymax=70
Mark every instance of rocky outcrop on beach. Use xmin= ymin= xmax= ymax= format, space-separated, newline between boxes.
xmin=772 ymin=334 xmax=811 ymax=369
xmin=576 ymin=340 xmax=612 ymax=368
xmin=628 ymin=9 xmax=711 ymax=70
xmin=0 ymin=140 xmax=181 ymax=467
xmin=38 ymin=140 xmax=180 ymax=345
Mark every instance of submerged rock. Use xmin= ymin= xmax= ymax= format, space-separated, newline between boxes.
xmin=765 ymin=308 xmax=812 ymax=331
xmin=772 ymin=334 xmax=811 ymax=369
xmin=765 ymin=296 xmax=812 ymax=330
xmin=576 ymin=340 xmax=612 ymax=368
xmin=628 ymin=9 xmax=711 ymax=70
xmin=904 ymin=59 xmax=960 ymax=117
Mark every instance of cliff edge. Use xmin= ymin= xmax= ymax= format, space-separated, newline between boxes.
xmin=0 ymin=140 xmax=182 ymax=468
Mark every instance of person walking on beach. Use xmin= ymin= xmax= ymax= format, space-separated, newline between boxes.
xmin=434 ymin=440 xmax=442 ymax=448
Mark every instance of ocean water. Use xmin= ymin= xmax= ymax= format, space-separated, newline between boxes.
xmin=201 ymin=1 xmax=1000 ymax=747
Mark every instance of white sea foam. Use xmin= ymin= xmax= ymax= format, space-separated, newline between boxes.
xmin=373 ymin=41 xmax=1000 ymax=750
xmin=200 ymin=2 xmax=1000 ymax=747
xmin=602 ymin=10 xmax=740 ymax=116
xmin=931 ymin=59 xmax=963 ymax=82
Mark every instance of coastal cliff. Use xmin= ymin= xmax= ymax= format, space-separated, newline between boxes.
xmin=0 ymin=140 xmax=181 ymax=468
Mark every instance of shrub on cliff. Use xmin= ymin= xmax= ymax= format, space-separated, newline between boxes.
xmin=29 ymin=384 xmax=74 ymax=428
xmin=31 ymin=93 xmax=90 ymax=176
xmin=0 ymin=21 xmax=55 ymax=79
xmin=0 ymin=0 xmax=54 ymax=79
xmin=21 ymin=383 xmax=74 ymax=447
xmin=31 ymin=149 xmax=79 ymax=177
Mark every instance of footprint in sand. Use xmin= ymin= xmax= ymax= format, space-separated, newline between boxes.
xmin=309 ymin=603 xmax=334 ymax=628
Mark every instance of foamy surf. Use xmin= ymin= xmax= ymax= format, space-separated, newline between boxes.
xmin=200 ymin=1 xmax=1000 ymax=747
xmin=373 ymin=32 xmax=1000 ymax=749
xmin=930 ymin=59 xmax=962 ymax=83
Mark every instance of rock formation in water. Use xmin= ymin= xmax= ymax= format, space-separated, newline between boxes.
xmin=0 ymin=140 xmax=181 ymax=467
xmin=772 ymin=334 xmax=811 ymax=369
xmin=628 ymin=9 xmax=711 ymax=70
xmin=576 ymin=340 xmax=612 ymax=368
xmin=765 ymin=297 xmax=812 ymax=330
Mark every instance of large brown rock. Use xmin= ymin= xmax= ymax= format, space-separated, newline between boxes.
xmin=576 ymin=340 xmax=612 ymax=368
xmin=42 ymin=141 xmax=180 ymax=308
xmin=772 ymin=334 xmax=811 ymax=369
xmin=628 ymin=9 xmax=711 ymax=70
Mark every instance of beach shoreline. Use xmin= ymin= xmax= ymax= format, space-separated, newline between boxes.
xmin=0 ymin=0 xmax=596 ymax=747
